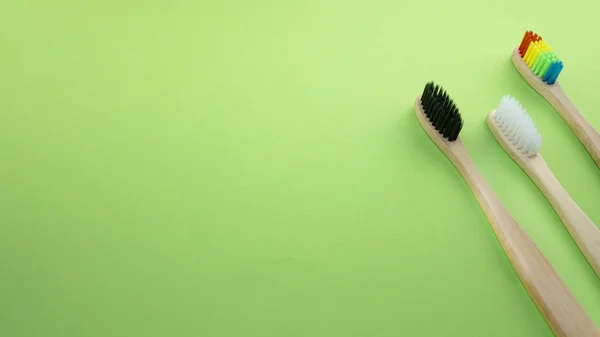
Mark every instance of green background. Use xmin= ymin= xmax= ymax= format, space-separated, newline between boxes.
xmin=2 ymin=1 xmax=600 ymax=336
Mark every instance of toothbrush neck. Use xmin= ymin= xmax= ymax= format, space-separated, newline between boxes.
xmin=447 ymin=141 xmax=509 ymax=230
xmin=526 ymin=156 xmax=594 ymax=235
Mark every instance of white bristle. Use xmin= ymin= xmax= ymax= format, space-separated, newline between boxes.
xmin=493 ymin=95 xmax=542 ymax=157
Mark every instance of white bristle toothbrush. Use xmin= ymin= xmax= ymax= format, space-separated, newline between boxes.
xmin=416 ymin=82 xmax=598 ymax=337
xmin=487 ymin=95 xmax=600 ymax=278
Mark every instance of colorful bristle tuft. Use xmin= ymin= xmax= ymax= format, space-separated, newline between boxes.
xmin=517 ymin=31 xmax=563 ymax=85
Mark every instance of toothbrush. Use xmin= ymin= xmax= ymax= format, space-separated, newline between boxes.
xmin=415 ymin=82 xmax=599 ymax=337
xmin=512 ymin=31 xmax=600 ymax=168
xmin=487 ymin=95 xmax=600 ymax=278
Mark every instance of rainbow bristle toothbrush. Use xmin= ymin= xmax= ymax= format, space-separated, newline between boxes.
xmin=512 ymin=30 xmax=600 ymax=168
xmin=415 ymin=82 xmax=599 ymax=337
xmin=487 ymin=95 xmax=600 ymax=278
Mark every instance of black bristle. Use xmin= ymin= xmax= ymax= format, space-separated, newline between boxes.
xmin=438 ymin=112 xmax=450 ymax=132
xmin=434 ymin=107 xmax=444 ymax=129
xmin=431 ymin=101 xmax=441 ymax=127
xmin=438 ymin=113 xmax=451 ymax=134
xmin=444 ymin=97 xmax=452 ymax=110
xmin=422 ymin=82 xmax=432 ymax=100
xmin=423 ymin=94 xmax=432 ymax=116
xmin=442 ymin=116 xmax=454 ymax=139
xmin=448 ymin=119 xmax=463 ymax=141
xmin=419 ymin=81 xmax=463 ymax=141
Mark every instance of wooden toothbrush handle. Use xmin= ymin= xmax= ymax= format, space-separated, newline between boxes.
xmin=528 ymin=156 xmax=600 ymax=278
xmin=448 ymin=142 xmax=599 ymax=337
xmin=512 ymin=48 xmax=600 ymax=168
xmin=546 ymin=86 xmax=600 ymax=167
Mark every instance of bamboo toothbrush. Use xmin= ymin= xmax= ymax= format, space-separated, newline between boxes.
xmin=512 ymin=31 xmax=600 ymax=167
xmin=487 ymin=95 xmax=600 ymax=278
xmin=415 ymin=82 xmax=599 ymax=337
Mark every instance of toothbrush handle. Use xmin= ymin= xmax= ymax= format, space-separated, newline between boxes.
xmin=512 ymin=48 xmax=600 ymax=168
xmin=449 ymin=142 xmax=599 ymax=337
xmin=547 ymin=85 xmax=600 ymax=168
xmin=528 ymin=156 xmax=600 ymax=278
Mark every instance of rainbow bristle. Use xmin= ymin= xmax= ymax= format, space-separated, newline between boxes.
xmin=518 ymin=31 xmax=541 ymax=57
xmin=517 ymin=31 xmax=564 ymax=85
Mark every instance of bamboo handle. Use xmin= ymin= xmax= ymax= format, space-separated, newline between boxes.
xmin=487 ymin=111 xmax=600 ymax=278
xmin=526 ymin=156 xmax=600 ymax=277
xmin=512 ymin=48 xmax=600 ymax=168
xmin=449 ymin=144 xmax=599 ymax=337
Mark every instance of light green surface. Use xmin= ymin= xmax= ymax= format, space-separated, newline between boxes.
xmin=2 ymin=1 xmax=600 ymax=336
